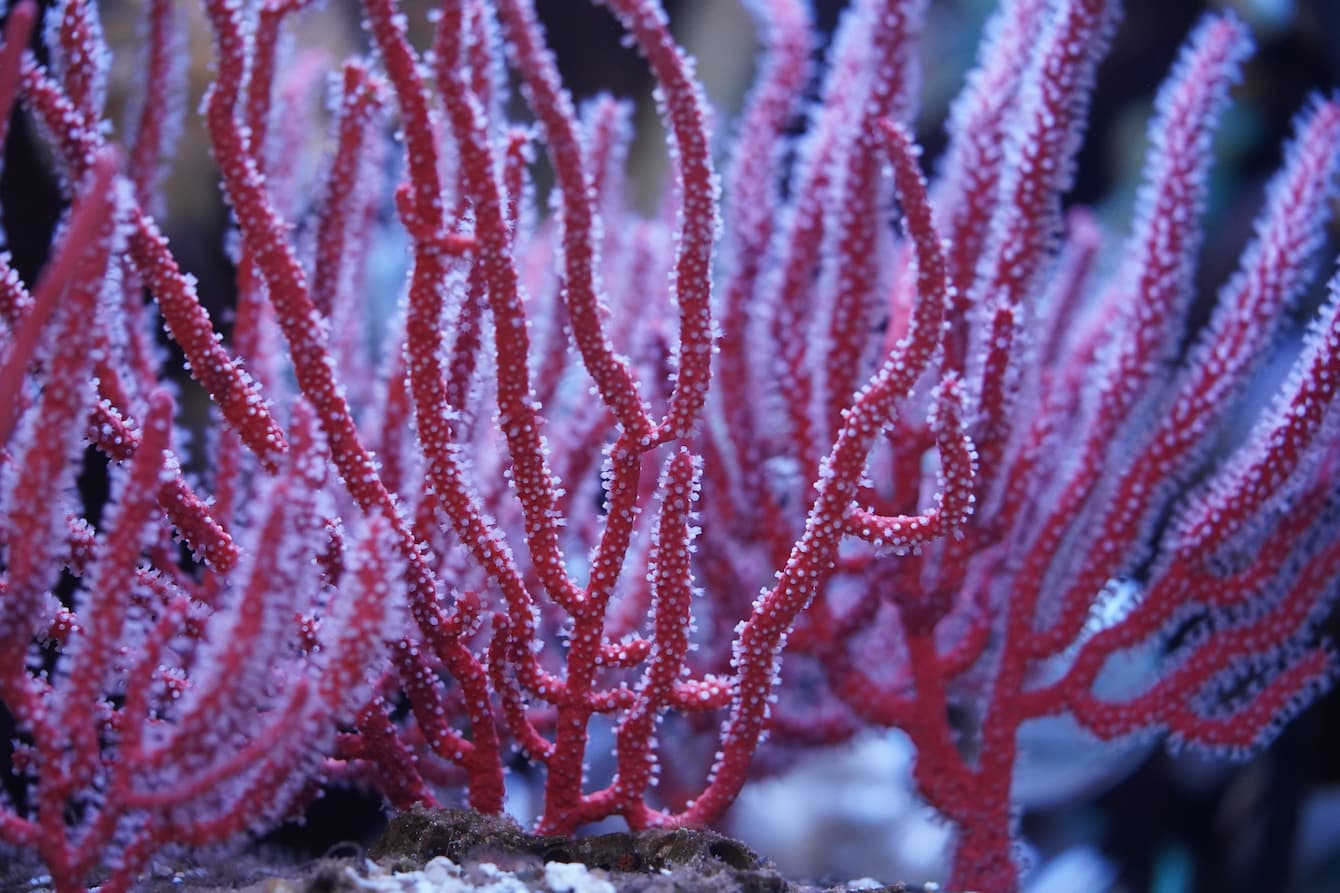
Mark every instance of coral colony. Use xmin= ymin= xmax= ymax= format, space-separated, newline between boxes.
xmin=0 ymin=0 xmax=1337 ymax=889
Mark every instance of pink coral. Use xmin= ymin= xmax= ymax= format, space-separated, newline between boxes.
xmin=0 ymin=1 xmax=1337 ymax=891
